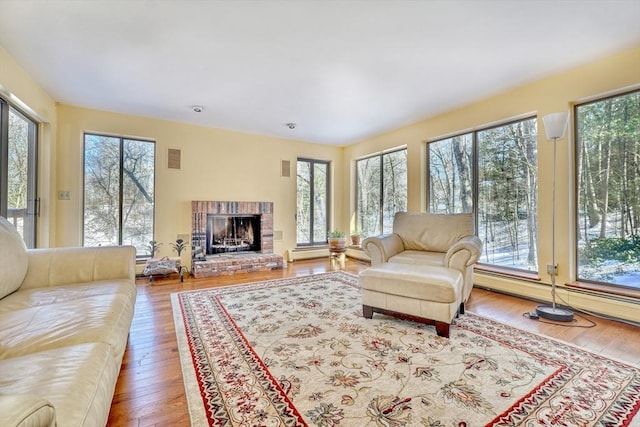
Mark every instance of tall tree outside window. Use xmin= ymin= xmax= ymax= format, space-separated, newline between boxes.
xmin=576 ymin=90 xmax=640 ymax=288
xmin=356 ymin=149 xmax=407 ymax=237
xmin=83 ymin=134 xmax=155 ymax=257
xmin=297 ymin=158 xmax=329 ymax=245
xmin=428 ymin=134 xmax=473 ymax=214
xmin=428 ymin=118 xmax=538 ymax=272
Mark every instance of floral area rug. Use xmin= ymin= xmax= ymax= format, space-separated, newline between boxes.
xmin=171 ymin=271 xmax=640 ymax=426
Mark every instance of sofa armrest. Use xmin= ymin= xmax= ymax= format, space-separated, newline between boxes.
xmin=444 ymin=235 xmax=482 ymax=271
xmin=20 ymin=245 xmax=136 ymax=290
xmin=0 ymin=394 xmax=56 ymax=427
xmin=362 ymin=234 xmax=404 ymax=266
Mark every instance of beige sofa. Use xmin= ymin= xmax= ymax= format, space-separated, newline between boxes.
xmin=362 ymin=212 xmax=482 ymax=304
xmin=0 ymin=216 xmax=136 ymax=427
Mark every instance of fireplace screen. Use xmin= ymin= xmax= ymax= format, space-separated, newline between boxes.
xmin=206 ymin=214 xmax=261 ymax=254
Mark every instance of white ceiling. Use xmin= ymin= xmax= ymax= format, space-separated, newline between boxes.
xmin=1 ymin=0 xmax=639 ymax=146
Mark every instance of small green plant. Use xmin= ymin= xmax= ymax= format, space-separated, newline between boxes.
xmin=351 ymin=230 xmax=361 ymax=237
xmin=170 ymin=238 xmax=187 ymax=256
xmin=328 ymin=230 xmax=345 ymax=238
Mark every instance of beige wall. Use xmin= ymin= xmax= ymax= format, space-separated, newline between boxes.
xmin=343 ymin=46 xmax=640 ymax=321
xmin=2 ymin=43 xmax=638 ymax=321
xmin=56 ymin=105 xmax=343 ymax=258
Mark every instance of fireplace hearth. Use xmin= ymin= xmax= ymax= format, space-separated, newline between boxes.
xmin=191 ymin=201 xmax=284 ymax=277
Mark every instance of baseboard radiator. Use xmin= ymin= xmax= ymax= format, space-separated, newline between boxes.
xmin=287 ymin=248 xmax=330 ymax=262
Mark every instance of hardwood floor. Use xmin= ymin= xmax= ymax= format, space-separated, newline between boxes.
xmin=107 ymin=257 xmax=640 ymax=426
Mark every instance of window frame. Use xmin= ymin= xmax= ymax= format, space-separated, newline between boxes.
xmin=82 ymin=132 xmax=156 ymax=258
xmin=427 ymin=115 xmax=539 ymax=274
xmin=573 ymin=89 xmax=640 ymax=289
xmin=355 ymin=147 xmax=408 ymax=238
xmin=296 ymin=157 xmax=331 ymax=246
xmin=0 ymin=97 xmax=39 ymax=248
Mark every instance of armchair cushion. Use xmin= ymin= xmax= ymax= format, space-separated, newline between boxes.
xmin=393 ymin=212 xmax=474 ymax=252
xmin=0 ymin=217 xmax=28 ymax=300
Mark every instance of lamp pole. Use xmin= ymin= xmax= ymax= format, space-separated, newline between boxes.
xmin=550 ymin=135 xmax=557 ymax=311
xmin=535 ymin=112 xmax=574 ymax=322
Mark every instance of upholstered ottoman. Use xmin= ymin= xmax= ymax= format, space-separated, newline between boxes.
xmin=359 ymin=263 xmax=464 ymax=338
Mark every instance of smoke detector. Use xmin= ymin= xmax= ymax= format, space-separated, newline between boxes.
xmin=286 ymin=122 xmax=296 ymax=129
xmin=192 ymin=105 xmax=204 ymax=113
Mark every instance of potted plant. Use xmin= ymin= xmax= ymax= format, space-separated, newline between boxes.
xmin=328 ymin=230 xmax=347 ymax=253
xmin=350 ymin=231 xmax=362 ymax=247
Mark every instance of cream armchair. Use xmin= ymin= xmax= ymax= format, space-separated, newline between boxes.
xmin=362 ymin=212 xmax=482 ymax=303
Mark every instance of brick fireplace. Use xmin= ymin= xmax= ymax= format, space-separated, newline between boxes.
xmin=191 ymin=201 xmax=284 ymax=277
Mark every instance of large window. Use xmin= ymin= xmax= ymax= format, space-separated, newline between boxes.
xmin=576 ymin=90 xmax=640 ymax=288
xmin=297 ymin=158 xmax=329 ymax=245
xmin=83 ymin=133 xmax=155 ymax=257
xmin=356 ymin=148 xmax=407 ymax=238
xmin=0 ymin=99 xmax=38 ymax=248
xmin=428 ymin=117 xmax=538 ymax=272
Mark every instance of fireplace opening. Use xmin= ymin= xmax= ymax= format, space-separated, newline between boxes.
xmin=206 ymin=214 xmax=261 ymax=254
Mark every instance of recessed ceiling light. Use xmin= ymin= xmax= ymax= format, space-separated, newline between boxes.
xmin=192 ymin=105 xmax=204 ymax=113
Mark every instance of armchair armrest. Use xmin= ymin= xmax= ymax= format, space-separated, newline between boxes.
xmin=362 ymin=234 xmax=404 ymax=266
xmin=444 ymin=235 xmax=482 ymax=271
xmin=20 ymin=245 xmax=136 ymax=290
xmin=0 ymin=394 xmax=56 ymax=427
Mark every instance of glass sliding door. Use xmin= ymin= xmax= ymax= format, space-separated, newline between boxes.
xmin=0 ymin=99 xmax=38 ymax=248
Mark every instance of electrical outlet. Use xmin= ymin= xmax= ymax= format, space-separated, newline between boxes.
xmin=58 ymin=190 xmax=71 ymax=200
xmin=546 ymin=264 xmax=558 ymax=275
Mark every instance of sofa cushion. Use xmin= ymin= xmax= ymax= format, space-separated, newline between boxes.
xmin=393 ymin=212 xmax=474 ymax=252
xmin=388 ymin=250 xmax=445 ymax=266
xmin=20 ymin=246 xmax=136 ymax=290
xmin=0 ymin=279 xmax=136 ymax=314
xmin=0 ymin=293 xmax=134 ymax=360
xmin=0 ymin=216 xmax=28 ymax=300
xmin=0 ymin=343 xmax=119 ymax=427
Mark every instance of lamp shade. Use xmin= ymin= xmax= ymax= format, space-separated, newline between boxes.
xmin=542 ymin=111 xmax=569 ymax=140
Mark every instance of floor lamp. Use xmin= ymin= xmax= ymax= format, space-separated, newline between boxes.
xmin=536 ymin=111 xmax=574 ymax=322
